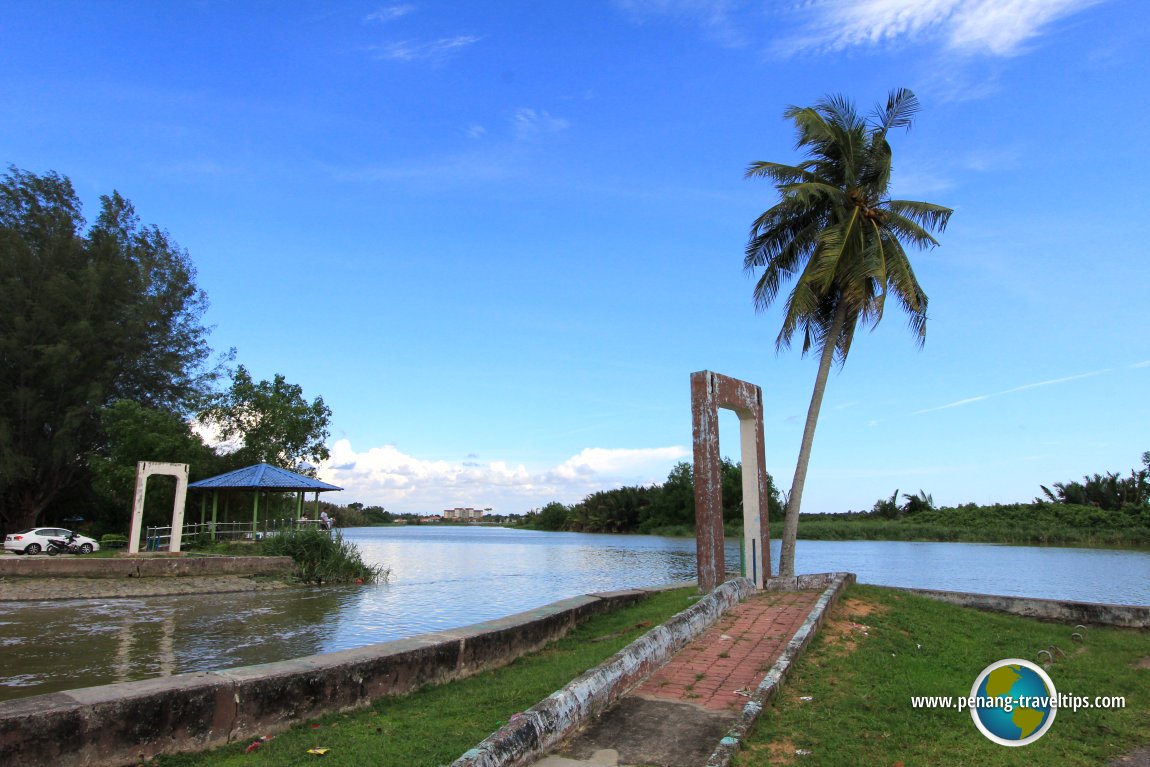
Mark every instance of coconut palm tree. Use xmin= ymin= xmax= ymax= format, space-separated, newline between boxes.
xmin=744 ymin=88 xmax=952 ymax=577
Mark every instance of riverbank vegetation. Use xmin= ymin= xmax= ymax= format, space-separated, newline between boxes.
xmin=259 ymin=529 xmax=386 ymax=584
xmin=797 ymin=503 xmax=1150 ymax=548
xmin=800 ymin=452 xmax=1150 ymax=548
xmin=152 ymin=586 xmax=698 ymax=767
xmin=181 ymin=529 xmax=386 ymax=584
xmin=739 ymin=585 xmax=1150 ymax=766
xmin=523 ymin=452 xmax=1149 ymax=549
xmin=523 ymin=459 xmax=784 ymax=535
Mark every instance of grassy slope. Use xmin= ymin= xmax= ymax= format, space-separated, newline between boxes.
xmin=738 ymin=584 xmax=1150 ymax=767
xmin=154 ymin=587 xmax=699 ymax=767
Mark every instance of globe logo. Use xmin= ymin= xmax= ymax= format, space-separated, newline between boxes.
xmin=970 ymin=659 xmax=1057 ymax=746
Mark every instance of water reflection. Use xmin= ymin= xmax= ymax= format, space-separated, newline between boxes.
xmin=2 ymin=526 xmax=1148 ymax=702
xmin=1 ymin=587 xmax=356 ymax=697
xmin=333 ymin=527 xmax=715 ymax=643
xmin=791 ymin=538 xmax=1150 ymax=606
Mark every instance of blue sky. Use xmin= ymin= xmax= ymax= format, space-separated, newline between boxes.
xmin=3 ymin=1 xmax=1147 ymax=516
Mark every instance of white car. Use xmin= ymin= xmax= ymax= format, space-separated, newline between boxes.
xmin=3 ymin=528 xmax=100 ymax=555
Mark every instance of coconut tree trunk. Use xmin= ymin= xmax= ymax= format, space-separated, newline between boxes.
xmin=777 ymin=302 xmax=848 ymax=577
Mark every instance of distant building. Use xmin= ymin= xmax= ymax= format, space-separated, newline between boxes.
xmin=442 ymin=507 xmax=491 ymax=522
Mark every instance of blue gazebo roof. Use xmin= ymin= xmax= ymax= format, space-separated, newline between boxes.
xmin=188 ymin=463 xmax=342 ymax=492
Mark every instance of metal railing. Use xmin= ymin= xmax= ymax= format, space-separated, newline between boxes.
xmin=142 ymin=517 xmax=328 ymax=551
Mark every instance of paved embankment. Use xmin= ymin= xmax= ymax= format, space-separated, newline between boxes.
xmin=0 ymin=586 xmax=661 ymax=767
xmin=0 ymin=554 xmax=294 ymax=581
xmin=0 ymin=554 xmax=297 ymax=601
xmin=0 ymin=574 xmax=293 ymax=600
xmin=889 ymin=586 xmax=1150 ymax=628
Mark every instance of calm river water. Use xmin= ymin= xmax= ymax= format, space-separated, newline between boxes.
xmin=2 ymin=526 xmax=1149 ymax=701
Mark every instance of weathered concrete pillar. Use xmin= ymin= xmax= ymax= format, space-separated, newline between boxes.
xmin=691 ymin=371 xmax=770 ymax=591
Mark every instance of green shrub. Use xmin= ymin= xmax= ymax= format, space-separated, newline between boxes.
xmin=259 ymin=529 xmax=387 ymax=584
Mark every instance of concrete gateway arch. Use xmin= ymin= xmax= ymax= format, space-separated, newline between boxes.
xmin=127 ymin=461 xmax=190 ymax=554
xmin=691 ymin=371 xmax=771 ymax=591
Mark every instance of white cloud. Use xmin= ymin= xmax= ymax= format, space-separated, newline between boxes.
xmin=780 ymin=0 xmax=1104 ymax=57
xmin=547 ymin=446 xmax=689 ymax=480
xmin=369 ymin=35 xmax=481 ymax=64
xmin=365 ymin=5 xmax=416 ymax=23
xmin=512 ymin=108 xmax=569 ymax=140
xmin=191 ymin=418 xmax=242 ymax=454
xmin=317 ymin=440 xmax=689 ymax=513
xmin=913 ymin=367 xmax=1110 ymax=415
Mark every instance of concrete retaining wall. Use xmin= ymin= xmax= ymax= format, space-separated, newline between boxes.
xmin=0 ymin=555 xmax=295 ymax=579
xmin=0 ymin=587 xmax=658 ymax=767
xmin=888 ymin=586 xmax=1150 ymax=628
xmin=452 ymin=578 xmax=759 ymax=767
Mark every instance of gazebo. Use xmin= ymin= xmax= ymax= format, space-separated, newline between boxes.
xmin=188 ymin=463 xmax=343 ymax=538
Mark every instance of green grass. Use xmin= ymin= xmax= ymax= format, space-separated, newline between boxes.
xmin=153 ymin=586 xmax=699 ymax=767
xmin=737 ymin=585 xmax=1150 ymax=766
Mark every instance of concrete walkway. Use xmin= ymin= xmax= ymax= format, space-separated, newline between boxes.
xmin=537 ymin=589 xmax=823 ymax=767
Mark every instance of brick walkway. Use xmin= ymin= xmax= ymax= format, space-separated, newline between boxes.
xmin=633 ymin=589 xmax=822 ymax=711
xmin=539 ymin=588 xmax=826 ymax=767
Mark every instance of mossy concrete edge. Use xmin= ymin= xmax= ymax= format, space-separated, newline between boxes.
xmin=0 ymin=555 xmax=294 ymax=579
xmin=884 ymin=586 xmax=1150 ymax=628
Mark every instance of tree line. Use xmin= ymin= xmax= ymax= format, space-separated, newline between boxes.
xmin=797 ymin=452 xmax=1150 ymax=548
xmin=522 ymin=460 xmax=784 ymax=535
xmin=518 ymin=452 xmax=1147 ymax=544
xmin=0 ymin=167 xmax=332 ymax=536
xmin=857 ymin=452 xmax=1150 ymax=520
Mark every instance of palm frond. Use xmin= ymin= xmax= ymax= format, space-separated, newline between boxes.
xmin=872 ymin=88 xmax=920 ymax=136
xmin=784 ymin=105 xmax=835 ymax=152
xmin=745 ymin=206 xmax=822 ymax=266
xmin=744 ymin=161 xmax=816 ymax=185
xmin=879 ymin=238 xmax=928 ymax=345
xmin=881 ymin=210 xmax=941 ymax=250
xmin=747 ymin=220 xmax=822 ymax=310
xmin=777 ymin=181 xmax=845 ymax=210
xmin=886 ymin=200 xmax=953 ymax=233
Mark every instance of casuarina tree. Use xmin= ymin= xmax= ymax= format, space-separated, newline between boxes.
xmin=744 ymin=89 xmax=952 ymax=576
xmin=0 ymin=167 xmax=215 ymax=533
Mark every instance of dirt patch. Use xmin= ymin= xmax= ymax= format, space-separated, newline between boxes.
xmin=839 ymin=597 xmax=881 ymax=620
xmin=740 ymin=736 xmax=799 ymax=766
xmin=818 ymin=597 xmax=887 ymax=656
xmin=1135 ymin=656 xmax=1150 ymax=670
xmin=1110 ymin=746 xmax=1150 ymax=766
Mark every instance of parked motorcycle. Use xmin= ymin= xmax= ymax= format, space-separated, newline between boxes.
xmin=46 ymin=533 xmax=90 ymax=555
